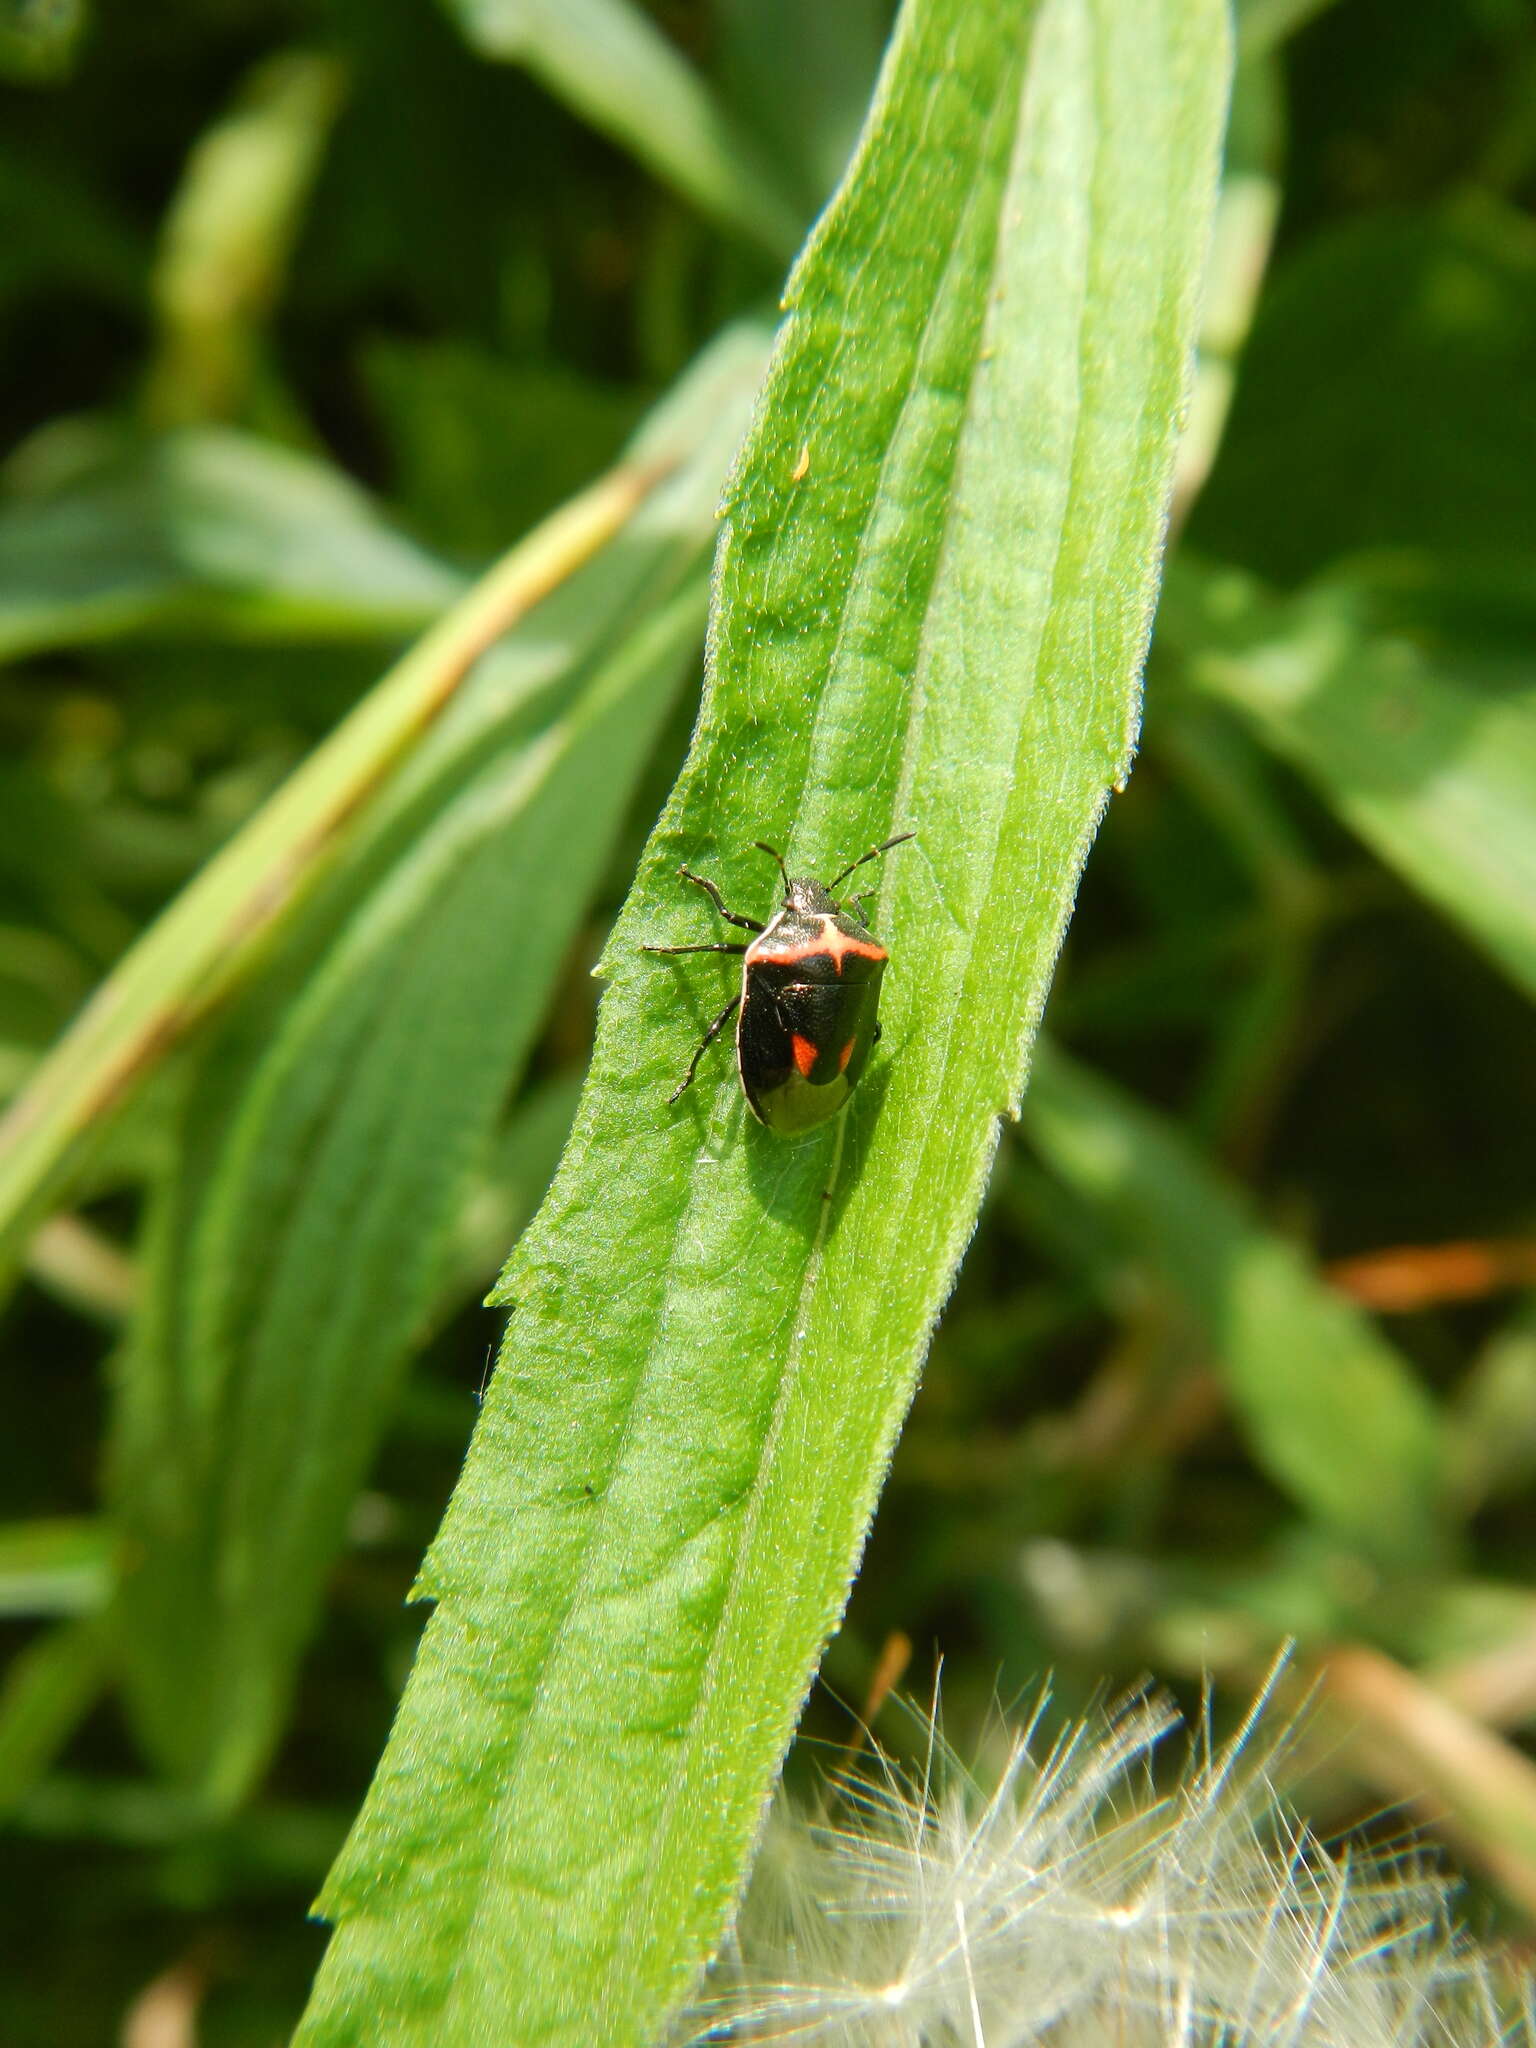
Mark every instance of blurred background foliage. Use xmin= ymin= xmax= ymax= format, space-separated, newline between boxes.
xmin=1 ymin=0 xmax=1535 ymax=2039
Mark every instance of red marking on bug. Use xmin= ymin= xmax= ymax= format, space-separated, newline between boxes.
xmin=749 ymin=917 xmax=887 ymax=976
xmin=791 ymin=1034 xmax=819 ymax=1079
xmin=818 ymin=918 xmax=886 ymax=971
xmin=837 ymin=1038 xmax=856 ymax=1073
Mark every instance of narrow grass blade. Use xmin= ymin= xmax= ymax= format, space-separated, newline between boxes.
xmin=1024 ymin=1044 xmax=1447 ymax=1565
xmin=23 ymin=1213 xmax=138 ymax=1325
xmin=299 ymin=2 xmax=1229 ymax=2041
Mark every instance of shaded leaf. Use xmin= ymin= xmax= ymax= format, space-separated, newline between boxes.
xmin=1023 ymin=1044 xmax=1447 ymax=1565
xmin=716 ymin=0 xmax=887 ymax=214
xmin=442 ymin=0 xmax=802 ymax=256
xmin=1170 ymin=561 xmax=1536 ymax=1005
xmin=0 ymin=0 xmax=85 ymax=81
xmin=1190 ymin=207 xmax=1536 ymax=584
xmin=362 ymin=339 xmax=645 ymax=558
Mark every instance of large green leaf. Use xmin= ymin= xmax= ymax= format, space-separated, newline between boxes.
xmin=299 ymin=1 xmax=1229 ymax=2042
xmin=1023 ymin=1046 xmax=1448 ymax=1566
xmin=109 ymin=332 xmax=769 ymax=1806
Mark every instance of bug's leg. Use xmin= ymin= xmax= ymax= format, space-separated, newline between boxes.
xmin=752 ymin=842 xmax=791 ymax=899
xmin=872 ymin=1022 xmax=882 ymax=1045
xmin=678 ymin=866 xmax=764 ymax=933
xmin=640 ymin=941 xmax=749 ymax=957
xmin=668 ymin=993 xmax=742 ymax=1103
xmin=826 ymin=830 xmax=915 ymax=895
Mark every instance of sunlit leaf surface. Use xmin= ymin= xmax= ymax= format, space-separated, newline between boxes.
xmin=299 ymin=0 xmax=1229 ymax=2039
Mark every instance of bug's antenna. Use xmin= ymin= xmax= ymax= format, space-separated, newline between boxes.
xmin=828 ymin=831 xmax=915 ymax=896
xmin=752 ymin=841 xmax=792 ymax=899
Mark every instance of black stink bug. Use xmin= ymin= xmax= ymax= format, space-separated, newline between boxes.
xmin=642 ymin=832 xmax=913 ymax=1136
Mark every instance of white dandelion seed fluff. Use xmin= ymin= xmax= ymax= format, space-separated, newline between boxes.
xmin=680 ymin=1669 xmax=1533 ymax=2047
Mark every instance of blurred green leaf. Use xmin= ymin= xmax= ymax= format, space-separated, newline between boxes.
xmin=0 ymin=0 xmax=85 ymax=81
xmin=0 ymin=1517 xmax=110 ymax=1617
xmin=1171 ymin=562 xmax=1536 ymax=1005
xmin=0 ymin=425 xmax=464 ymax=661
xmin=428 ymin=1070 xmax=584 ymax=1327
xmin=1191 ymin=206 xmax=1536 ymax=584
xmin=1171 ymin=53 xmax=1282 ymax=527
xmin=7 ymin=1770 xmax=348 ymax=1875
xmin=0 ymin=136 xmax=144 ymax=300
xmin=716 ymin=0 xmax=887 ymax=214
xmin=1449 ymin=1300 xmax=1536 ymax=1514
xmin=442 ymin=0 xmax=803 ymax=256
xmin=1023 ymin=1045 xmax=1447 ymax=1565
xmin=106 ymin=329 xmax=767 ymax=1805
xmin=0 ymin=1619 xmax=106 ymax=1815
xmin=1234 ymin=0 xmax=1339 ymax=56
xmin=147 ymin=49 xmax=346 ymax=426
xmin=1382 ymin=1575 xmax=1536 ymax=1679
xmin=113 ymin=587 xmax=715 ymax=1806
xmin=362 ymin=340 xmax=645 ymax=558
xmin=299 ymin=1 xmax=1228 ymax=2040
xmin=1144 ymin=1549 xmax=1536 ymax=1695
xmin=0 ymin=348 xmax=755 ymax=1277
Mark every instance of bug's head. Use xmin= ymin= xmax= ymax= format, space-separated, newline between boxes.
xmin=788 ymin=876 xmax=840 ymax=916
xmin=750 ymin=845 xmax=836 ymax=916
xmin=751 ymin=832 xmax=914 ymax=917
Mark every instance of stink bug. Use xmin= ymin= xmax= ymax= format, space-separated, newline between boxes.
xmin=642 ymin=832 xmax=913 ymax=1136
